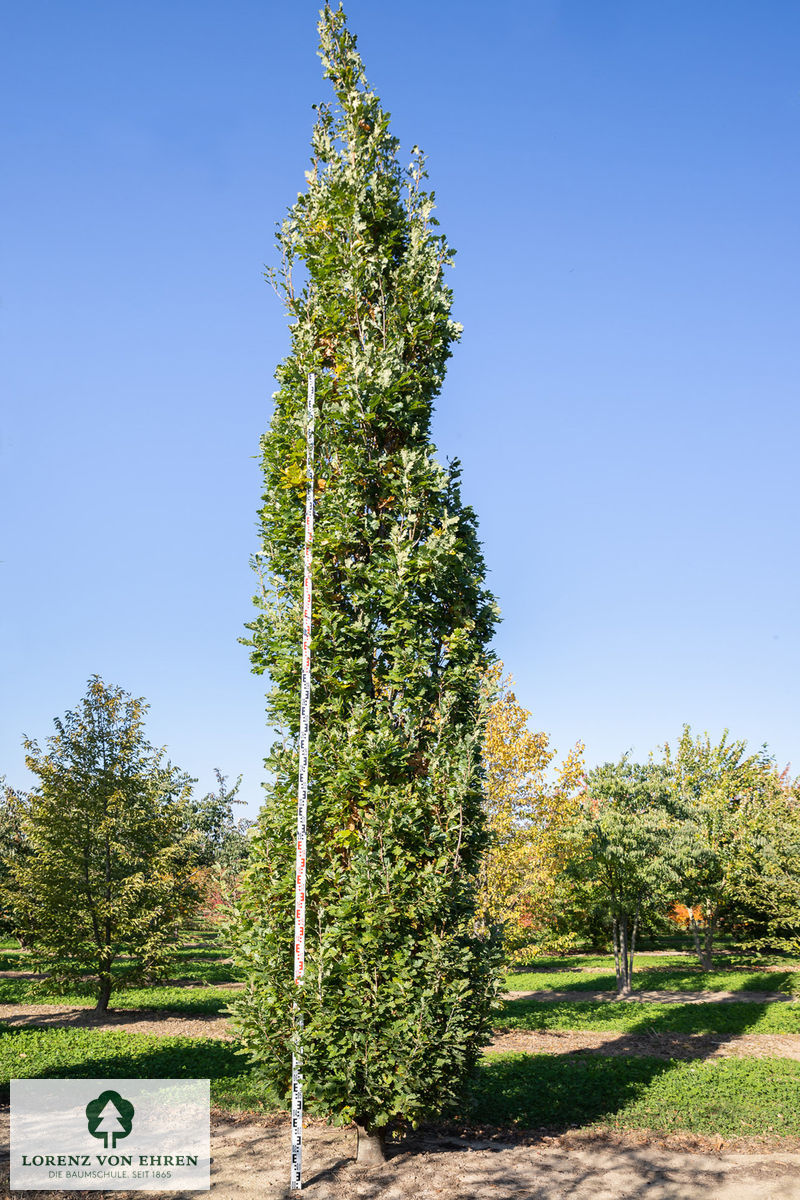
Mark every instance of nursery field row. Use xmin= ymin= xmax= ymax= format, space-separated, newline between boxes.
xmin=2 ymin=1024 xmax=800 ymax=1139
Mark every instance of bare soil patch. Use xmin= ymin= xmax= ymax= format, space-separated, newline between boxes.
xmin=0 ymin=1004 xmax=232 ymax=1039
xmin=507 ymin=988 xmax=798 ymax=1003
xmin=3 ymin=1111 xmax=800 ymax=1200
xmin=488 ymin=1028 xmax=800 ymax=1061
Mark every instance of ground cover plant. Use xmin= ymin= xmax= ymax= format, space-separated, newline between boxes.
xmin=497 ymin=997 xmax=800 ymax=1035
xmin=3 ymin=1025 xmax=800 ymax=1140
xmin=505 ymin=966 xmax=800 ymax=994
xmin=468 ymin=1053 xmax=800 ymax=1137
xmin=0 ymin=978 xmax=235 ymax=1014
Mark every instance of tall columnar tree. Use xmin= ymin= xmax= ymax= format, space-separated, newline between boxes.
xmin=4 ymin=677 xmax=203 ymax=1012
xmin=232 ymin=5 xmax=501 ymax=1155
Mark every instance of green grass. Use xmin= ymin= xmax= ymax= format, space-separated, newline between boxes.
xmin=508 ymin=955 xmax=692 ymax=973
xmin=0 ymin=1027 xmax=271 ymax=1110
xmin=497 ymin=997 xmax=800 ymax=1034
xmin=162 ymin=960 xmax=242 ymax=984
xmin=2 ymin=1026 xmax=799 ymax=1138
xmin=468 ymin=1053 xmax=800 ymax=1136
xmin=0 ymin=978 xmax=237 ymax=1015
xmin=509 ymin=953 xmax=800 ymax=974
xmin=505 ymin=968 xmax=800 ymax=995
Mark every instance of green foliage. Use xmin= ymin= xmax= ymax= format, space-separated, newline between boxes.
xmin=232 ymin=5 xmax=501 ymax=1131
xmin=0 ymin=779 xmax=29 ymax=935
xmin=3 ymin=677 xmax=204 ymax=1011
xmin=664 ymin=727 xmax=797 ymax=966
xmin=189 ymin=769 xmax=252 ymax=874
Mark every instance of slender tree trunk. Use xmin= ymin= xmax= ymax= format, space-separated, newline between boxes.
xmin=354 ymin=1122 xmax=386 ymax=1165
xmin=96 ymin=974 xmax=112 ymax=1013
xmin=618 ymin=917 xmax=631 ymax=996
xmin=688 ymin=906 xmax=715 ymax=970
xmin=611 ymin=917 xmax=623 ymax=992
xmin=688 ymin=910 xmax=703 ymax=966
xmin=628 ymin=899 xmax=641 ymax=990
xmin=702 ymin=910 xmax=717 ymax=971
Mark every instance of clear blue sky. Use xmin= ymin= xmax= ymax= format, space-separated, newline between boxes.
xmin=3 ymin=1 xmax=798 ymax=816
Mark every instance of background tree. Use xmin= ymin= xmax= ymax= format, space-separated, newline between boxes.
xmin=0 ymin=779 xmax=29 ymax=938
xmin=190 ymin=768 xmax=251 ymax=874
xmin=232 ymin=5 xmax=501 ymax=1159
xmin=565 ymin=757 xmax=690 ymax=994
xmin=478 ymin=666 xmax=584 ymax=960
xmin=715 ymin=764 xmax=800 ymax=957
xmin=663 ymin=726 xmax=779 ymax=968
xmin=5 ymin=676 xmax=203 ymax=1012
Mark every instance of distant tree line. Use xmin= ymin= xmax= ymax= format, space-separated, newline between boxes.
xmin=480 ymin=668 xmax=800 ymax=993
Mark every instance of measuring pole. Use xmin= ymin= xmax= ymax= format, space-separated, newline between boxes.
xmin=290 ymin=374 xmax=315 ymax=1193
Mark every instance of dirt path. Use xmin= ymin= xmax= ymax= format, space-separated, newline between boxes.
xmin=3 ymin=1004 xmax=800 ymax=1064
xmin=3 ymin=1112 xmax=800 ymax=1200
xmin=488 ymin=1029 xmax=800 ymax=1061
xmin=507 ymin=988 xmax=798 ymax=1003
xmin=0 ymin=1004 xmax=232 ymax=1039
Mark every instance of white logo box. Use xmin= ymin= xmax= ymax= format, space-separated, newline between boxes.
xmin=11 ymin=1079 xmax=210 ymax=1191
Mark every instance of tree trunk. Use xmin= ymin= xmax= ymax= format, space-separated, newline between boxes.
xmin=617 ymin=917 xmax=632 ymax=996
xmin=688 ymin=910 xmax=704 ymax=966
xmin=702 ymin=912 xmax=716 ymax=971
xmin=96 ymin=975 xmax=112 ymax=1013
xmin=354 ymin=1123 xmax=386 ymax=1165
xmin=628 ymin=900 xmax=641 ymax=990
xmin=689 ymin=906 xmax=715 ymax=970
xmin=611 ymin=917 xmax=624 ymax=993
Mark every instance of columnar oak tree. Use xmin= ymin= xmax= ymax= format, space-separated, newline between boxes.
xmin=231 ymin=5 xmax=501 ymax=1155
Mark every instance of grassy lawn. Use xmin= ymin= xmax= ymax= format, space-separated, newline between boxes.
xmin=2 ymin=1025 xmax=799 ymax=1138
xmin=3 ymin=933 xmax=799 ymax=1141
xmin=469 ymin=1052 xmax=800 ymax=1136
xmin=505 ymin=967 xmax=800 ymax=994
xmin=497 ymin=996 xmax=800 ymax=1034
xmin=0 ymin=978 xmax=236 ymax=1015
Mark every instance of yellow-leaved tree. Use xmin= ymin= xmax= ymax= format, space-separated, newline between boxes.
xmin=479 ymin=666 xmax=585 ymax=960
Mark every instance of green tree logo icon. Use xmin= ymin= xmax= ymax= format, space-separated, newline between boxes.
xmin=86 ymin=1090 xmax=135 ymax=1149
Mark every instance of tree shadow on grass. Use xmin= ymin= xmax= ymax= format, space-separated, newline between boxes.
xmin=498 ymin=996 xmax=799 ymax=1036
xmin=466 ymin=1051 xmax=676 ymax=1130
xmin=0 ymin=1028 xmax=254 ymax=1105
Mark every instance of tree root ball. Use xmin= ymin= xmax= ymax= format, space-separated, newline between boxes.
xmin=355 ymin=1124 xmax=386 ymax=1165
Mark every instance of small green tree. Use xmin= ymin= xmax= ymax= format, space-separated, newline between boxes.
xmin=190 ymin=768 xmax=251 ymax=874
xmin=663 ymin=726 xmax=778 ymax=968
xmin=5 ymin=676 xmax=203 ymax=1011
xmin=0 ymin=778 xmax=29 ymax=938
xmin=565 ymin=758 xmax=690 ymax=994
xmin=232 ymin=5 xmax=501 ymax=1158
xmin=726 ymin=768 xmax=800 ymax=955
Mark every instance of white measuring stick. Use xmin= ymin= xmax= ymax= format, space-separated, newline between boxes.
xmin=290 ymin=373 xmax=315 ymax=1192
